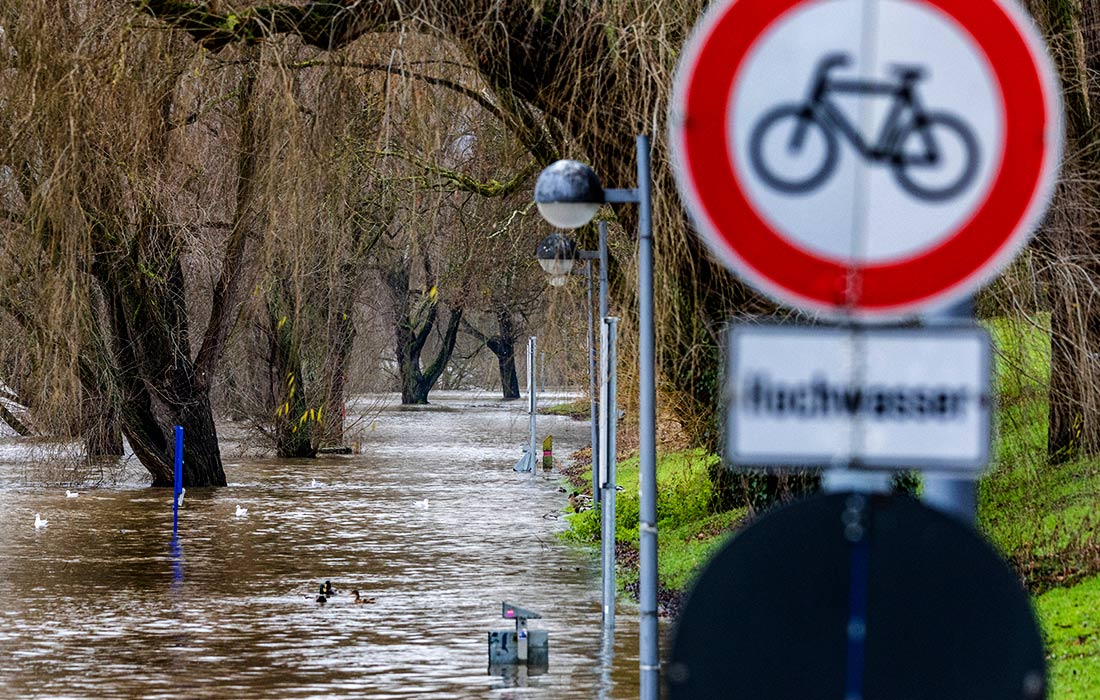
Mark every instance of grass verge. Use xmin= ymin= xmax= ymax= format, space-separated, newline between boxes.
xmin=560 ymin=447 xmax=746 ymax=615
xmin=558 ymin=313 xmax=1100 ymax=693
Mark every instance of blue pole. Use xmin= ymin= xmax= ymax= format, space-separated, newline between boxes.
xmin=173 ymin=425 xmax=183 ymax=536
xmin=635 ymin=134 xmax=659 ymax=700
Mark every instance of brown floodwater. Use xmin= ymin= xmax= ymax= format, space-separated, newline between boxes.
xmin=0 ymin=391 xmax=651 ymax=699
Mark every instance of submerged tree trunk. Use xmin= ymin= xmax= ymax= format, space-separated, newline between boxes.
xmin=384 ymin=258 xmax=464 ymax=405
xmin=93 ymin=228 xmax=226 ymax=487
xmin=322 ymin=306 xmax=356 ymax=446
xmin=463 ymin=307 xmax=520 ymax=400
xmin=267 ymin=294 xmax=317 ymax=459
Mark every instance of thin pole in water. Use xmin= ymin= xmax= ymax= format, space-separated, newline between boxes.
xmin=172 ymin=425 xmax=183 ymax=536
xmin=529 ymin=336 xmax=538 ymax=478
xmin=600 ymin=317 xmax=619 ymax=629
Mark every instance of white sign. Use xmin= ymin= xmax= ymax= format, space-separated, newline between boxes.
xmin=725 ymin=325 xmax=991 ymax=471
xmin=670 ymin=0 xmax=1061 ymax=319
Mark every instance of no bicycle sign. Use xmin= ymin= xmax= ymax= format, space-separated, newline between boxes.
xmin=669 ymin=0 xmax=1062 ymax=320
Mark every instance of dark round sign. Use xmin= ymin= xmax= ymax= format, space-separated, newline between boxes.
xmin=668 ymin=492 xmax=1045 ymax=699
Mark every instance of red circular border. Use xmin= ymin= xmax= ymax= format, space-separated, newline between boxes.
xmin=672 ymin=0 xmax=1057 ymax=316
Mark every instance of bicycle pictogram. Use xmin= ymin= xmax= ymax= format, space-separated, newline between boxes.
xmin=748 ymin=53 xmax=980 ymax=202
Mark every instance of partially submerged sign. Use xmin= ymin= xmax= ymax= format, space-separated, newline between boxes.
xmin=726 ymin=325 xmax=991 ymax=471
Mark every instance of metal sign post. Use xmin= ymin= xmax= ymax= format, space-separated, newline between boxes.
xmin=598 ymin=317 xmax=619 ymax=629
xmin=667 ymin=0 xmax=1062 ymax=697
xmin=528 ymin=336 xmax=537 ymax=478
xmin=512 ymin=336 xmax=539 ymax=474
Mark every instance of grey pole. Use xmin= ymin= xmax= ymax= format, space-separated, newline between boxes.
xmin=921 ymin=297 xmax=978 ymax=523
xmin=587 ymin=260 xmax=599 ymax=508
xmin=529 ymin=336 xmax=538 ymax=477
xmin=635 ymin=134 xmax=659 ymax=700
xmin=600 ymin=317 xmax=619 ymax=629
xmin=599 ymin=221 xmax=609 ymax=320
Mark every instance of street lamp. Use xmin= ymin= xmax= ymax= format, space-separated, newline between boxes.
xmin=534 ymin=159 xmax=604 ymax=229
xmin=535 ymin=231 xmax=578 ymax=286
xmin=533 ymin=136 xmax=657 ymax=700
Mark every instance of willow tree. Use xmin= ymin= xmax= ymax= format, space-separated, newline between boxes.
xmin=141 ymin=0 xmax=1100 ymax=477
xmin=0 ymin=2 xmax=366 ymax=485
xmin=136 ymin=0 xmax=751 ymax=442
xmin=231 ymin=52 xmax=390 ymax=455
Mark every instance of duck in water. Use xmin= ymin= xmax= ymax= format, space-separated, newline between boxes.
xmin=350 ymin=590 xmax=375 ymax=604
xmin=316 ymin=584 xmax=328 ymax=604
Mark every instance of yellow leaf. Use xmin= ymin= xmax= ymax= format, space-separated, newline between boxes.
xmin=277 ymin=316 xmax=287 ymax=330
xmin=317 ymin=406 xmax=323 ymax=422
xmin=283 ymin=401 xmax=289 ymax=416
xmin=289 ymin=386 xmax=295 ymax=399
xmin=428 ymin=285 xmax=438 ymax=301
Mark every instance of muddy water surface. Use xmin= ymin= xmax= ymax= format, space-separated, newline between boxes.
xmin=0 ymin=391 xmax=645 ymax=699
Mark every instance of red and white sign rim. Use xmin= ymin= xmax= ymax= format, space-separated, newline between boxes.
xmin=670 ymin=0 xmax=1062 ymax=319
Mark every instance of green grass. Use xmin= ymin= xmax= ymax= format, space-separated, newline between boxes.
xmin=980 ymin=315 xmax=1100 ymax=593
xmin=540 ymin=399 xmax=590 ymax=419
xmin=562 ymin=448 xmax=747 ymax=593
xmin=561 ymin=312 xmax=1100 ymax=694
xmin=1036 ymin=575 xmax=1100 ymax=699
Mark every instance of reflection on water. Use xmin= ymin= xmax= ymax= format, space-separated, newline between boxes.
xmin=0 ymin=391 xmax=648 ymax=698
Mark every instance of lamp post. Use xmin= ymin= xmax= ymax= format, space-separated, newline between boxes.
xmin=534 ymin=136 xmax=657 ymax=699
xmin=535 ymin=224 xmax=610 ymax=507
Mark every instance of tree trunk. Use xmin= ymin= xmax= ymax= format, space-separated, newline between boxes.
xmin=489 ymin=308 xmax=520 ymax=400
xmin=385 ymin=258 xmax=465 ymax=405
xmin=267 ymin=296 xmax=317 ymax=459
xmin=320 ymin=296 xmax=357 ymax=447
xmin=0 ymin=403 xmax=31 ymax=437
xmin=1029 ymin=0 xmax=1100 ymax=462
xmin=96 ymin=235 xmax=227 ymax=487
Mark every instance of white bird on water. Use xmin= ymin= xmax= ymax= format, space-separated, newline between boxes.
xmin=34 ymin=513 xmax=48 ymax=529
xmin=310 ymin=479 xmax=319 ymax=488
xmin=65 ymin=490 xmax=79 ymax=498
xmin=235 ymin=504 xmax=248 ymax=517
xmin=413 ymin=498 xmax=429 ymax=509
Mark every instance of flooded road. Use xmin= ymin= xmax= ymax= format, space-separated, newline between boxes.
xmin=0 ymin=391 xmax=645 ymax=698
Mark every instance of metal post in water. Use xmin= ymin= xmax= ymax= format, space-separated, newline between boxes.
xmin=635 ymin=134 xmax=659 ymax=700
xmin=529 ymin=336 xmax=538 ymax=479
xmin=173 ymin=425 xmax=183 ymax=536
xmin=599 ymin=317 xmax=619 ymax=629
